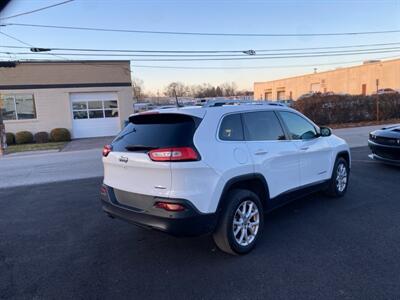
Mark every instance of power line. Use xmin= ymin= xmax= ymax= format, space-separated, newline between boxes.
xmin=5 ymin=48 xmax=399 ymax=61
xmin=0 ymin=31 xmax=134 ymax=75
xmin=2 ymin=41 xmax=400 ymax=54
xmin=0 ymin=31 xmax=68 ymax=60
xmin=0 ymin=0 xmax=74 ymax=21
xmin=2 ymin=22 xmax=400 ymax=37
xmin=127 ymin=49 xmax=400 ymax=61
xmin=0 ymin=31 xmax=32 ymax=47
xmin=2 ymin=55 xmax=398 ymax=70
xmin=129 ymin=55 xmax=400 ymax=69
xmin=4 ymin=46 xmax=400 ymax=57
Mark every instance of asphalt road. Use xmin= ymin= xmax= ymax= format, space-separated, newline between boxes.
xmin=1 ymin=146 xmax=400 ymax=300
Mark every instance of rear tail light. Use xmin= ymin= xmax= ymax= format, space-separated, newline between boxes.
xmin=154 ymin=202 xmax=186 ymax=212
xmin=148 ymin=147 xmax=199 ymax=162
xmin=102 ymin=144 xmax=112 ymax=157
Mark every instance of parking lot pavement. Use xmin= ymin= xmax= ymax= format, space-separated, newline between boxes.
xmin=0 ymin=149 xmax=102 ymax=189
xmin=1 ymin=146 xmax=400 ymax=299
xmin=1 ymin=123 xmax=395 ymax=189
xmin=333 ymin=123 xmax=398 ymax=148
xmin=61 ymin=137 xmax=114 ymax=152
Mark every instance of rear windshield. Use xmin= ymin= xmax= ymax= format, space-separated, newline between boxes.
xmin=112 ymin=113 xmax=201 ymax=152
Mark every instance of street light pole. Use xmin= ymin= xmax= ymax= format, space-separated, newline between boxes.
xmin=0 ymin=97 xmax=6 ymax=156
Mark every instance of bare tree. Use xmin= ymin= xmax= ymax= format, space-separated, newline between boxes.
xmin=164 ymin=82 xmax=188 ymax=97
xmin=132 ymin=77 xmax=145 ymax=102
xmin=162 ymin=81 xmax=240 ymax=99
xmin=216 ymin=86 xmax=223 ymax=97
xmin=189 ymin=85 xmax=200 ymax=97
xmin=221 ymin=82 xmax=238 ymax=97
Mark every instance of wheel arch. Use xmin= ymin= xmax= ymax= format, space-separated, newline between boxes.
xmin=329 ymin=150 xmax=351 ymax=178
xmin=216 ymin=173 xmax=270 ymax=213
xmin=336 ymin=150 xmax=351 ymax=168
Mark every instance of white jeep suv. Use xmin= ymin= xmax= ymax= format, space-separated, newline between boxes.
xmin=101 ymin=102 xmax=350 ymax=255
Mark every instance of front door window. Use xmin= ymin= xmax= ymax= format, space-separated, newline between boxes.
xmin=278 ymin=111 xmax=317 ymax=140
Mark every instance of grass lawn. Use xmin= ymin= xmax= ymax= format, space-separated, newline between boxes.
xmin=5 ymin=142 xmax=67 ymax=154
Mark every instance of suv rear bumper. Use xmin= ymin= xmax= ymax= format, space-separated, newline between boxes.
xmin=100 ymin=185 xmax=218 ymax=236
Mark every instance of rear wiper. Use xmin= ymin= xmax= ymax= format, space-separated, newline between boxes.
xmin=113 ymin=128 xmax=137 ymax=143
xmin=125 ymin=145 xmax=158 ymax=151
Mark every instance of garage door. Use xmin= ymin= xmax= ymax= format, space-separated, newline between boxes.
xmin=70 ymin=92 xmax=121 ymax=138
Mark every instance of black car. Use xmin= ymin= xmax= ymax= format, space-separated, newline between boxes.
xmin=368 ymin=124 xmax=400 ymax=165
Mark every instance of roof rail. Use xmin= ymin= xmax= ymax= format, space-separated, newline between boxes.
xmin=203 ymin=99 xmax=286 ymax=107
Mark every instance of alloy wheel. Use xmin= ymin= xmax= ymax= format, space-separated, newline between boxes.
xmin=232 ymin=200 xmax=260 ymax=246
xmin=336 ymin=163 xmax=348 ymax=192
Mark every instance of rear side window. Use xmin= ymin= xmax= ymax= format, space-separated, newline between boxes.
xmin=242 ymin=111 xmax=286 ymax=141
xmin=219 ymin=113 xmax=244 ymax=141
xmin=112 ymin=113 xmax=200 ymax=152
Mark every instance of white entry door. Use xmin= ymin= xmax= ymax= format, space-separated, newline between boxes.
xmin=70 ymin=92 xmax=121 ymax=138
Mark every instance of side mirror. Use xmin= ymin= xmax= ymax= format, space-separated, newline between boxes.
xmin=320 ymin=126 xmax=332 ymax=137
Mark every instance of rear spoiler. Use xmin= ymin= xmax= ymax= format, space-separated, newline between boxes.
xmin=128 ymin=113 xmax=202 ymax=126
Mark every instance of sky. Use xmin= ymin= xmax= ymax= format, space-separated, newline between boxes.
xmin=0 ymin=0 xmax=399 ymax=94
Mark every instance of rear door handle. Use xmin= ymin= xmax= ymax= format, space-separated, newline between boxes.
xmin=300 ymin=146 xmax=309 ymax=151
xmin=254 ymin=150 xmax=268 ymax=155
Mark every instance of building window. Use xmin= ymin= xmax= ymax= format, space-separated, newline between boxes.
xmin=310 ymin=82 xmax=321 ymax=92
xmin=362 ymin=84 xmax=367 ymax=95
xmin=277 ymin=90 xmax=285 ymax=100
xmin=264 ymin=90 xmax=272 ymax=100
xmin=0 ymin=94 xmax=37 ymax=120
xmin=72 ymin=100 xmax=119 ymax=120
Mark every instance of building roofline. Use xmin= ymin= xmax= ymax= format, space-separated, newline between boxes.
xmin=254 ymin=57 xmax=400 ymax=85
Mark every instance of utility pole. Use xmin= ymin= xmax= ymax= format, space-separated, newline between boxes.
xmin=0 ymin=62 xmax=17 ymax=156
xmin=0 ymin=96 xmax=6 ymax=156
xmin=376 ymin=79 xmax=380 ymax=122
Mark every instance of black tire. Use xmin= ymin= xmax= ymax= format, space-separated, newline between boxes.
xmin=325 ymin=157 xmax=350 ymax=197
xmin=213 ymin=189 xmax=264 ymax=255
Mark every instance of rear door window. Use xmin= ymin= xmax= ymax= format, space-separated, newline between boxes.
xmin=112 ymin=113 xmax=200 ymax=152
xmin=242 ymin=111 xmax=286 ymax=141
xmin=219 ymin=113 xmax=244 ymax=141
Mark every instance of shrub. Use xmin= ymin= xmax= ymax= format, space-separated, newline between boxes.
xmin=15 ymin=131 xmax=34 ymax=144
xmin=294 ymin=93 xmax=400 ymax=125
xmin=50 ymin=128 xmax=71 ymax=142
xmin=34 ymin=131 xmax=49 ymax=143
xmin=5 ymin=132 xmax=15 ymax=145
